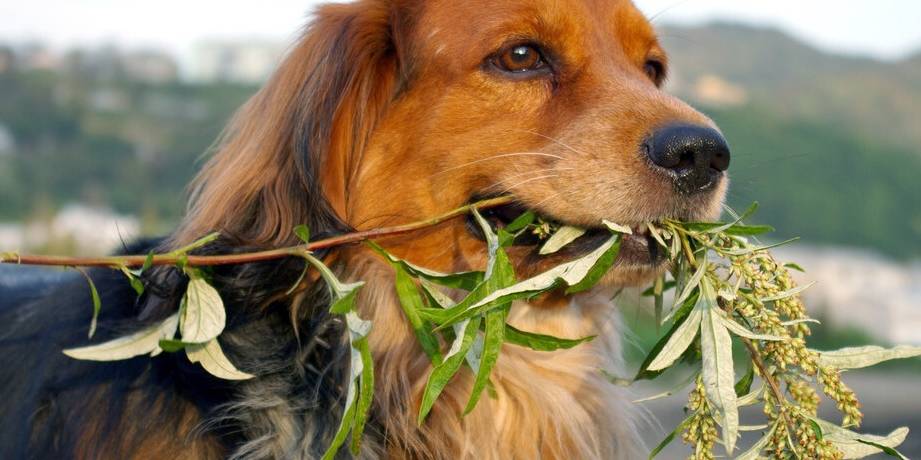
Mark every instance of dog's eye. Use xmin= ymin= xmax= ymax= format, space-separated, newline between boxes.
xmin=494 ymin=44 xmax=548 ymax=75
xmin=644 ymin=59 xmax=665 ymax=84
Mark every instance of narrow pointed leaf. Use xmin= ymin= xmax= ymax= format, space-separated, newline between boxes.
xmin=367 ymin=241 xmax=483 ymax=290
xmin=439 ymin=235 xmax=621 ymax=326
xmin=64 ymin=313 xmax=179 ymax=361
xmin=393 ymin=264 xmax=443 ymax=364
xmin=504 ymin=325 xmax=595 ymax=351
xmin=649 ymin=415 xmax=693 ymax=459
xmin=635 ymin=292 xmax=699 ymax=381
xmin=699 ymin=279 xmax=739 ymax=454
xmin=539 ymin=225 xmax=587 ymax=255
xmin=180 ymin=276 xmax=226 ymax=344
xmin=718 ymin=313 xmax=784 ymax=341
xmin=735 ymin=423 xmax=777 ymax=460
xmin=812 ymin=418 xmax=909 ymax=459
xmin=76 ymin=268 xmax=102 ymax=339
xmin=186 ymin=338 xmax=254 ymax=380
xmin=816 ymin=345 xmax=921 ymax=370
xmin=760 ymin=281 xmax=816 ymax=302
xmin=646 ymin=305 xmax=703 ymax=371
xmin=293 ymin=224 xmax=310 ymax=244
xmin=418 ymin=316 xmax=481 ymax=424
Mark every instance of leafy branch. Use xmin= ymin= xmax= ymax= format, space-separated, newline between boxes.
xmin=0 ymin=196 xmax=516 ymax=268
xmin=4 ymin=197 xmax=920 ymax=459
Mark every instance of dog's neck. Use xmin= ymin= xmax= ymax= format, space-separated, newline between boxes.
xmin=346 ymin=254 xmax=642 ymax=460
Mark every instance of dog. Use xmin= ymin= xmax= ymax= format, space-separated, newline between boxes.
xmin=0 ymin=0 xmax=730 ymax=458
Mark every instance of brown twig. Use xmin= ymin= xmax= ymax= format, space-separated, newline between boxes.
xmin=0 ymin=196 xmax=516 ymax=269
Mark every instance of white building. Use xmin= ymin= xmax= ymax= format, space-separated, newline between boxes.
xmin=774 ymin=245 xmax=921 ymax=345
xmin=188 ymin=40 xmax=285 ymax=84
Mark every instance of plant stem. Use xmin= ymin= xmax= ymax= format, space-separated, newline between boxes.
xmin=0 ymin=196 xmax=516 ymax=269
xmin=742 ymin=338 xmax=800 ymax=454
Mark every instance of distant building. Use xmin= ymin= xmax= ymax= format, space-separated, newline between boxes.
xmin=189 ymin=40 xmax=285 ymax=84
xmin=121 ymin=50 xmax=179 ymax=84
xmin=0 ymin=46 xmax=14 ymax=73
xmin=0 ymin=124 xmax=15 ymax=155
xmin=0 ymin=206 xmax=140 ymax=256
xmin=775 ymin=245 xmax=921 ymax=345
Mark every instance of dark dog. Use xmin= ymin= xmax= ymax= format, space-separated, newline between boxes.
xmin=0 ymin=0 xmax=729 ymax=458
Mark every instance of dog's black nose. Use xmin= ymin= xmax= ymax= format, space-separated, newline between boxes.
xmin=644 ymin=124 xmax=730 ymax=194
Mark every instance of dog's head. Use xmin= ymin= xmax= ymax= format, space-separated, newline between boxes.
xmin=176 ymin=0 xmax=729 ymax=289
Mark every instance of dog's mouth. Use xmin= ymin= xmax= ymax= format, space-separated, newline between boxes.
xmin=466 ymin=197 xmax=665 ymax=268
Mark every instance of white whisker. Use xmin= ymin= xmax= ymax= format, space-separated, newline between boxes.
xmin=518 ymin=129 xmax=591 ymax=157
xmin=497 ymin=174 xmax=559 ymax=194
xmin=432 ymin=152 xmax=565 ymax=177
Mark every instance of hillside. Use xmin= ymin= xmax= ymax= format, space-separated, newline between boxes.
xmin=660 ymin=22 xmax=921 ymax=154
xmin=0 ymin=23 xmax=919 ymax=258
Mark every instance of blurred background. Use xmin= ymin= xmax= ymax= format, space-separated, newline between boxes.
xmin=1 ymin=0 xmax=919 ymax=457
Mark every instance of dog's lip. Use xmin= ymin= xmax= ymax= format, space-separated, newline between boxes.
xmin=467 ymin=196 xmax=666 ymax=267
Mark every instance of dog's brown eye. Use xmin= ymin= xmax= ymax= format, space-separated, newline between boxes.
xmin=496 ymin=45 xmax=546 ymax=73
xmin=644 ymin=59 xmax=665 ymax=84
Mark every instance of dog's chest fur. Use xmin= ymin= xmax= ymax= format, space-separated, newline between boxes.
xmin=223 ymin=256 xmax=640 ymax=460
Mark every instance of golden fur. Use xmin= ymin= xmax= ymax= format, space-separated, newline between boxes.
xmin=168 ymin=0 xmax=728 ymax=457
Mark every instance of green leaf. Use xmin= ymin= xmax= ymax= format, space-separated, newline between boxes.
xmin=633 ymin=371 xmax=698 ymax=403
xmin=642 ymin=280 xmax=676 ymax=297
xmin=169 ymin=232 xmax=221 ymax=256
xmin=505 ymin=210 xmax=536 ymax=233
xmin=759 ymin=281 xmax=815 ymax=302
xmin=810 ymin=419 xmax=825 ymax=441
xmin=465 ymin=210 xmax=517 ymax=414
xmin=651 ymin=275 xmax=666 ymax=331
xmin=784 ymin=262 xmax=806 ymax=272
xmin=735 ymin=423 xmax=777 ymax=460
xmin=698 ymin=278 xmax=739 ymax=454
xmin=186 ymin=338 xmax=254 ymax=380
xmin=812 ymin=418 xmax=910 ymax=459
xmin=718 ymin=311 xmax=784 ymax=341
xmin=393 ymin=264 xmax=443 ymax=364
xmin=438 ymin=235 xmax=621 ymax=326
xmin=856 ymin=439 xmax=910 ymax=459
xmin=118 ymin=265 xmax=145 ymax=296
xmin=141 ymin=250 xmax=155 ymax=273
xmin=367 ymin=241 xmax=483 ymax=290
xmin=76 ymin=268 xmax=102 ymax=339
xmin=418 ymin=316 xmax=482 ymax=424
xmin=634 ymin=292 xmax=699 ymax=381
xmin=815 ymin=345 xmax=921 ymax=370
xmin=648 ymin=415 xmax=693 ymax=459
xmin=158 ymin=339 xmax=190 ymax=353
xmin=350 ymin=334 xmax=374 ymax=454
xmin=734 ymin=364 xmax=754 ymax=397
xmin=671 ymin=257 xmax=707 ymax=317
xmin=504 ymin=325 xmax=595 ymax=351
xmin=322 ymin=372 xmax=358 ymax=460
xmin=63 ymin=313 xmax=179 ymax=361
xmin=723 ymin=237 xmax=800 ymax=256
xmin=179 ymin=274 xmax=226 ymax=344
xmin=301 ymin=253 xmax=365 ymax=313
xmin=602 ymin=220 xmax=633 ymax=235
xmin=646 ymin=301 xmax=703 ymax=372
xmin=294 ymin=224 xmax=311 ymax=244
xmin=539 ymin=225 xmax=586 ymax=255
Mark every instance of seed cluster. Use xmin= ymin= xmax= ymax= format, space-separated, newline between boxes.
xmin=666 ymin=226 xmax=865 ymax=459
xmin=682 ymin=377 xmax=718 ymax=460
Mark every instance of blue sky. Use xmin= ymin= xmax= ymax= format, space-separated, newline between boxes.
xmin=2 ymin=0 xmax=920 ymax=60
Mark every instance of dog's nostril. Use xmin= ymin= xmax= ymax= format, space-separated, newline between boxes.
xmin=644 ymin=123 xmax=731 ymax=194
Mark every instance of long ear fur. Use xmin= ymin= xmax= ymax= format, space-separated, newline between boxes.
xmin=172 ymin=0 xmax=404 ymax=248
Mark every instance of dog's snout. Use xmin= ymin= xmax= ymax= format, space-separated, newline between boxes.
xmin=644 ymin=124 xmax=731 ymax=194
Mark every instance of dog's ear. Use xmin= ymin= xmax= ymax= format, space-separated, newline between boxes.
xmin=174 ymin=0 xmax=406 ymax=247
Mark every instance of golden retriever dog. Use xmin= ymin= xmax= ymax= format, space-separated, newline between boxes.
xmin=0 ymin=0 xmax=729 ymax=458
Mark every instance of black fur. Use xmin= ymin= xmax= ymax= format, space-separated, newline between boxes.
xmin=0 ymin=236 xmax=374 ymax=458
